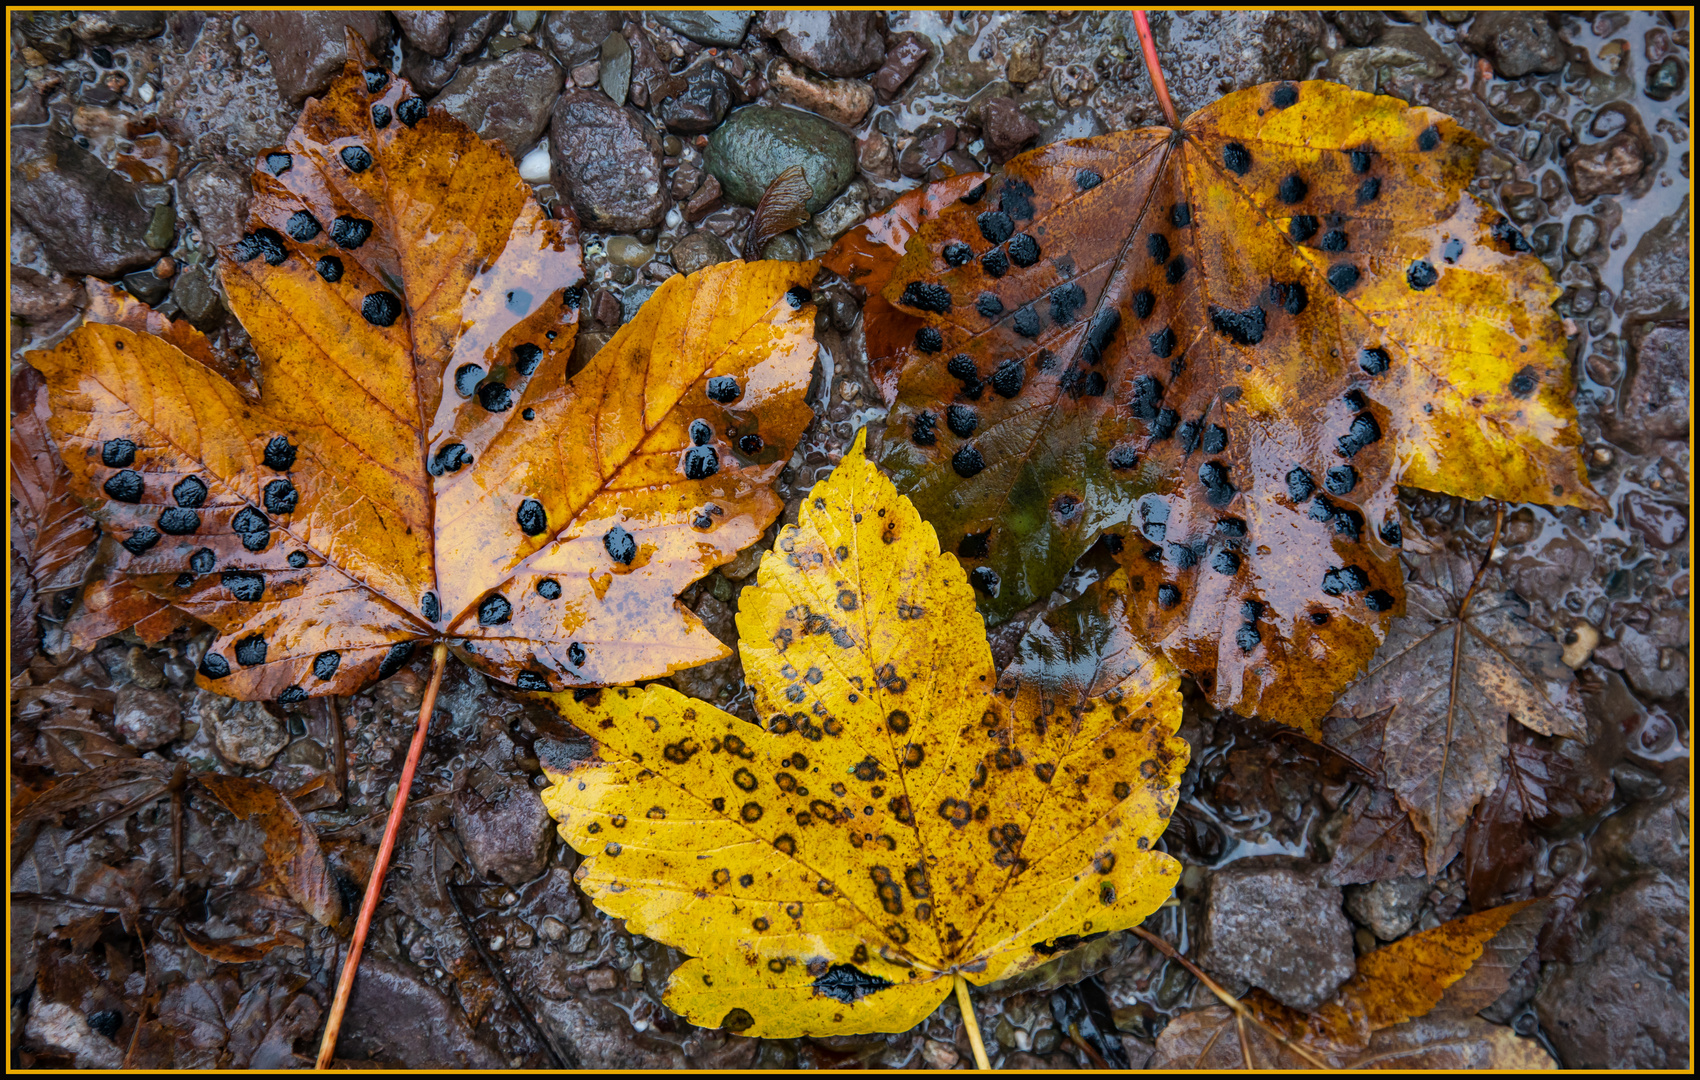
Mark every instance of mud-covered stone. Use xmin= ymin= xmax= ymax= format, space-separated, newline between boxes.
xmin=392 ymin=10 xmax=456 ymax=57
xmin=1608 ymin=323 xmax=1688 ymax=447
xmin=170 ymin=264 xmax=225 ymax=329
xmin=1343 ymin=875 xmax=1428 ymax=941
xmin=1461 ymin=13 xmax=1566 ymax=79
xmin=1535 ymin=873 xmax=1689 ymax=1068
xmin=112 ymin=684 xmax=183 ymax=751
xmin=201 ymin=694 xmax=288 ymax=769
xmin=400 ymin=11 xmax=503 ymax=94
xmin=1592 ymin=789 xmax=1689 ymax=878
xmin=9 ymin=266 xmax=85 ymax=327
xmin=335 ymin=952 xmax=506 ymax=1068
xmin=157 ymin=14 xmax=291 ymax=158
xmin=10 ymin=127 xmax=159 ymax=277
xmin=242 ymin=11 xmax=391 ymax=102
xmin=981 ymin=97 xmax=1042 ymax=163
xmin=706 ymin=106 xmax=855 ymax=213
xmin=435 ymin=50 xmax=563 ymax=157
xmin=549 ymin=89 xmax=669 ymax=232
xmin=1330 ymin=10 xmax=1388 ymax=46
xmin=181 ymin=161 xmax=252 ymax=250
xmin=74 ymin=11 xmax=165 ymax=45
xmin=1323 ymin=25 xmax=1451 ymax=100
xmin=454 ymin=773 xmax=553 ymax=886
xmin=760 ymin=11 xmax=885 ymax=77
xmin=1618 ymin=198 xmax=1688 ymax=322
xmin=1196 ymin=864 xmax=1356 ymax=1011
xmin=542 ymin=9 xmax=625 ymax=67
xmin=658 ymin=62 xmax=731 ymax=135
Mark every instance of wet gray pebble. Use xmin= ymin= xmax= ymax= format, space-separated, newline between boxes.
xmin=669 ymin=231 xmax=735 ymax=275
xmin=1343 ymin=875 xmax=1428 ymax=941
xmin=656 ymin=11 xmax=753 ymax=48
xmin=454 ymin=774 xmax=554 ymax=886
xmin=434 ymin=49 xmax=563 ymax=157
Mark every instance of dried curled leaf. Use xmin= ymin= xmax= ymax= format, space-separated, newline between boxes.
xmin=853 ymin=80 xmax=1599 ymax=729
xmin=1330 ymin=548 xmax=1586 ymax=874
xmin=745 ymin=164 xmax=815 ymax=259
xmin=539 ymin=431 xmax=1187 ymax=1038
xmin=27 ymin=55 xmax=818 ymax=700
xmin=10 ymin=366 xmax=98 ymax=593
xmin=198 ymin=773 xmax=342 ymax=929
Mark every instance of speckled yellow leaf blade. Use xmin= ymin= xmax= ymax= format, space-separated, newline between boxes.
xmin=539 ymin=430 xmax=1187 ymax=1039
xmin=1346 ymin=898 xmax=1539 ymax=1029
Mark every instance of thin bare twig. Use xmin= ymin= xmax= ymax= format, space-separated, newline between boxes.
xmin=316 ymin=644 xmax=450 ymax=1069
xmin=1066 ymin=1022 xmax=1109 ymax=1068
xmin=1131 ymin=11 xmax=1180 ymax=128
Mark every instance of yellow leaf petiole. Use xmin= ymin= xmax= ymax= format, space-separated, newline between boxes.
xmin=954 ymin=974 xmax=992 ymax=1070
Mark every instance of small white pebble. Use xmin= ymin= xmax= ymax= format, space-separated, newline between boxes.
xmin=489 ymin=934 xmax=505 ymax=951
xmin=501 ymin=890 xmax=518 ymax=907
xmin=518 ymin=141 xmax=552 ymax=183
xmin=138 ymin=81 xmax=154 ymax=104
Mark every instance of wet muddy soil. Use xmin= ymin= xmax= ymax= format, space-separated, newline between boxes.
xmin=9 ymin=10 xmax=1689 ymax=1070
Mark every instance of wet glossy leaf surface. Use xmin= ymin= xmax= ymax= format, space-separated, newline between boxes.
xmin=538 ymin=432 xmax=1188 ymax=1038
xmin=1330 ymin=546 xmax=1587 ymax=874
xmin=846 ymin=80 xmax=1599 ymax=728
xmin=27 ymin=57 xmax=819 ymax=702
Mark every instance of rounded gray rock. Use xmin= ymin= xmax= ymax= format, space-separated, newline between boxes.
xmin=705 ymin=106 xmax=855 ymax=213
xmin=434 ymin=49 xmax=563 ymax=157
xmin=10 ymin=127 xmax=158 ymax=277
xmin=549 ymin=89 xmax=669 ymax=232
xmin=760 ymin=11 xmax=884 ymax=77
xmin=670 ymin=231 xmax=734 ymax=275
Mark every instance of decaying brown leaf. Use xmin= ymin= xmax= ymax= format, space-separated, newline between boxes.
xmin=1329 ymin=544 xmax=1587 ymax=875
xmin=10 ymin=366 xmax=98 ymax=594
xmin=197 ymin=774 xmax=342 ymax=929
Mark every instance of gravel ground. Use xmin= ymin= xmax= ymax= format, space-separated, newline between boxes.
xmin=9 ymin=10 xmax=1689 ymax=1069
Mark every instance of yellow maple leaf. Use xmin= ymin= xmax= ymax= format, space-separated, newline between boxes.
xmin=539 ymin=430 xmax=1188 ymax=1038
